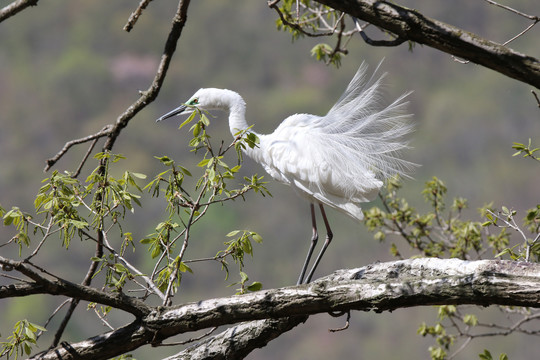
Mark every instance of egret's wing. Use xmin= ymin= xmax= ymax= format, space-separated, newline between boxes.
xmin=257 ymin=114 xmax=382 ymax=220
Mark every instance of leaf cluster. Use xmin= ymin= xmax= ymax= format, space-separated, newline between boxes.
xmin=0 ymin=320 xmax=46 ymax=359
xmin=272 ymin=0 xmax=346 ymax=66
xmin=512 ymin=139 xmax=540 ymax=161
xmin=1 ymin=110 xmax=270 ymax=352
xmin=128 ymin=109 xmax=269 ymax=302
xmin=365 ymin=173 xmax=540 ymax=359
xmin=220 ymin=230 xmax=263 ymax=294
xmin=364 ymin=176 xmax=510 ymax=260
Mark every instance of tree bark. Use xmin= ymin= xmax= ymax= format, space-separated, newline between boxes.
xmin=314 ymin=0 xmax=540 ymax=88
xmin=28 ymin=258 xmax=540 ymax=360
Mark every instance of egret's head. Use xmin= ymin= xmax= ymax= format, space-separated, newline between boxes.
xmin=156 ymin=88 xmax=243 ymax=122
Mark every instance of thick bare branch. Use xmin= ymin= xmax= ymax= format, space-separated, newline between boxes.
xmin=164 ymin=318 xmax=308 ymax=360
xmin=0 ymin=256 xmax=151 ymax=317
xmin=314 ymin=0 xmax=540 ymax=88
xmin=28 ymin=258 xmax=540 ymax=360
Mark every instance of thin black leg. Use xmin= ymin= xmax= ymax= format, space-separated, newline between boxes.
xmin=297 ymin=203 xmax=318 ymax=285
xmin=305 ymin=204 xmax=333 ymax=283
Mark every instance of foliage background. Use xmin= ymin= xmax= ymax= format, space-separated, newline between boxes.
xmin=0 ymin=0 xmax=538 ymax=358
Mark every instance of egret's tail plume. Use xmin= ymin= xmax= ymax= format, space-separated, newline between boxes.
xmin=319 ymin=61 xmax=417 ymax=183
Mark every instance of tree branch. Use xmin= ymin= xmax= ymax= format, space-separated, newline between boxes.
xmin=0 ymin=256 xmax=151 ymax=317
xmin=314 ymin=0 xmax=540 ymax=88
xmin=28 ymin=258 xmax=540 ymax=360
xmin=0 ymin=0 xmax=38 ymax=23
xmin=44 ymin=125 xmax=112 ymax=172
xmin=164 ymin=318 xmax=308 ymax=360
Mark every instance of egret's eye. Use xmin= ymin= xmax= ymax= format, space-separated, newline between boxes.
xmin=189 ymin=98 xmax=199 ymax=105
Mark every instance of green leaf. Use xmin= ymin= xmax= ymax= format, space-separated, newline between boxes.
xmin=463 ymin=314 xmax=478 ymax=326
xmin=479 ymin=349 xmax=493 ymax=360
xmin=25 ymin=326 xmax=36 ymax=340
xmin=239 ymin=271 xmax=249 ymax=283
xmin=197 ymin=159 xmax=210 ymax=167
xmin=114 ymin=263 xmax=128 ymax=273
xmin=179 ymin=110 xmax=197 ymax=129
xmin=207 ymin=167 xmax=216 ymax=181
xmin=24 ymin=342 xmax=32 ymax=355
xmin=139 ymin=237 xmax=154 ymax=244
xmin=178 ymin=261 xmax=193 ymax=274
xmin=247 ymin=281 xmax=262 ymax=292
xmin=251 ymin=233 xmax=263 ymax=243
xmin=155 ymin=155 xmax=174 ymax=166
xmin=131 ymin=172 xmax=147 ymax=179
xmin=201 ymin=113 xmax=210 ymax=126
xmin=192 ymin=122 xmax=201 ymax=137
xmin=179 ymin=166 xmax=192 ymax=176
xmin=70 ymin=219 xmax=88 ymax=229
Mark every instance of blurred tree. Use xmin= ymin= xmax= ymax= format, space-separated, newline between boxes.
xmin=0 ymin=1 xmax=539 ymax=360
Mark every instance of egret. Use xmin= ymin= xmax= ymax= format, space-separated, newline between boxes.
xmin=157 ymin=62 xmax=415 ymax=285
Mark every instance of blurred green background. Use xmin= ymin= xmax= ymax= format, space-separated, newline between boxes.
xmin=0 ymin=0 xmax=538 ymax=359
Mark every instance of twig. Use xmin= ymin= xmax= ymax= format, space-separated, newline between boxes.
xmin=162 ymin=180 xmax=208 ymax=305
xmin=532 ymin=90 xmax=540 ymax=107
xmin=155 ymin=327 xmax=218 ymax=346
xmin=448 ymin=336 xmax=472 ymax=359
xmin=268 ymin=0 xmax=336 ymax=38
xmin=124 ymin=0 xmax=154 ymax=32
xmin=92 ymin=305 xmax=115 ymax=331
xmin=328 ymin=310 xmax=351 ymax=332
xmin=501 ymin=20 xmax=539 ymax=47
xmin=324 ymin=16 xmax=348 ymax=64
xmin=485 ymin=209 xmax=535 ymax=260
xmin=99 ymin=230 xmax=167 ymax=301
xmin=37 ymin=299 xmax=71 ymax=341
xmin=25 ymin=217 xmax=55 ymax=260
xmin=72 ymin=135 xmax=101 ymax=178
xmin=0 ymin=0 xmax=38 ymax=23
xmin=353 ymin=18 xmax=405 ymax=47
xmin=51 ymin=230 xmax=104 ymax=347
xmin=482 ymin=0 xmax=539 ymax=21
xmin=44 ymin=125 xmax=112 ymax=173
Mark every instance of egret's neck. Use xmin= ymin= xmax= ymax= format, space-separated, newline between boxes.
xmin=219 ymin=90 xmax=261 ymax=160
xmin=226 ymin=93 xmax=249 ymax=136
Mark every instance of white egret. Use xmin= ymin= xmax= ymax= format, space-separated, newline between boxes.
xmin=157 ymin=62 xmax=415 ymax=284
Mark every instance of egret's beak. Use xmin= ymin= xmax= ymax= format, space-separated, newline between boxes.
xmin=156 ymin=104 xmax=188 ymax=122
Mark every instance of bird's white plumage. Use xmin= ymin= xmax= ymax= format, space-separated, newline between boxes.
xmin=164 ymin=62 xmax=415 ymax=221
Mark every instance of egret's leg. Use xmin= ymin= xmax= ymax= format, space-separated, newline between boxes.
xmin=305 ymin=204 xmax=333 ymax=283
xmin=297 ymin=203 xmax=318 ymax=285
